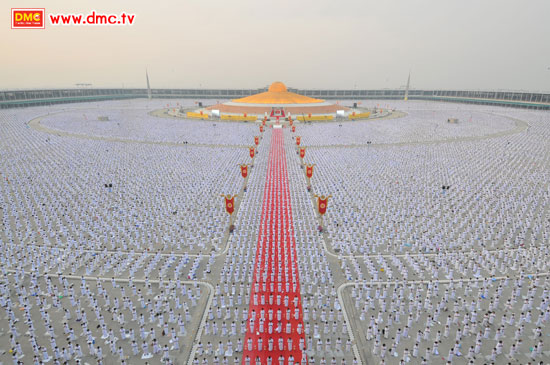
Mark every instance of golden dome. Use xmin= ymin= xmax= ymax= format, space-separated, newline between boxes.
xmin=232 ymin=81 xmax=324 ymax=105
xmin=268 ymin=82 xmax=287 ymax=93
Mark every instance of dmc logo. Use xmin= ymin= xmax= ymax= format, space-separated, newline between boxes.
xmin=11 ymin=8 xmax=45 ymax=29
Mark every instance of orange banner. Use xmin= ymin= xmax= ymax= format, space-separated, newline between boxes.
xmin=249 ymin=147 xmax=255 ymax=159
xmin=297 ymin=115 xmax=334 ymax=121
xmin=306 ymin=164 xmax=314 ymax=179
xmin=221 ymin=115 xmax=257 ymax=121
xmin=221 ymin=194 xmax=236 ymax=215
xmin=349 ymin=112 xmax=371 ymax=120
xmin=240 ymin=164 xmax=248 ymax=178
xmin=296 ymin=136 xmax=301 ymax=146
xmin=187 ymin=112 xmax=209 ymax=120
xmin=315 ymin=195 xmax=331 ymax=215
xmin=254 ymin=136 xmax=259 ymax=146
xmin=299 ymin=147 xmax=306 ymax=159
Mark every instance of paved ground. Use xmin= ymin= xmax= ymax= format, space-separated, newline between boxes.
xmin=1 ymin=100 xmax=549 ymax=365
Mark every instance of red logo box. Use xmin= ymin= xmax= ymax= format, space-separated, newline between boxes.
xmin=11 ymin=8 xmax=45 ymax=29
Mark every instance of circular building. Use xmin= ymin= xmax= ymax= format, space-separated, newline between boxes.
xmin=207 ymin=81 xmax=347 ymax=117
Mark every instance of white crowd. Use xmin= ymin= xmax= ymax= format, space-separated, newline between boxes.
xmin=0 ymin=101 xmax=245 ymax=364
xmin=0 ymin=99 xmax=549 ymax=364
xmin=304 ymin=103 xmax=550 ymax=363
xmin=39 ymin=99 xmax=256 ymax=146
xmin=194 ymin=130 xmax=356 ymax=364
xmin=299 ymin=101 xmax=518 ymax=146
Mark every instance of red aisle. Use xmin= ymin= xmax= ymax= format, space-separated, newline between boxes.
xmin=243 ymin=129 xmax=307 ymax=364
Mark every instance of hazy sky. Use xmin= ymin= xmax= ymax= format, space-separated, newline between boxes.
xmin=2 ymin=0 xmax=550 ymax=91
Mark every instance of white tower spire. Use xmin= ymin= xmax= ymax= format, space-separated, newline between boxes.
xmin=404 ymin=71 xmax=411 ymax=101
xmin=146 ymin=69 xmax=152 ymax=100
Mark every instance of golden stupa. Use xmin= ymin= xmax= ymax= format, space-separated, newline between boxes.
xmin=232 ymin=81 xmax=324 ymax=104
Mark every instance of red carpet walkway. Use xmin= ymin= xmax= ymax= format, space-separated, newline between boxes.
xmin=243 ymin=129 xmax=307 ymax=364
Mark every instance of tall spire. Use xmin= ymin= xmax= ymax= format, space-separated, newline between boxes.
xmin=146 ymin=69 xmax=152 ymax=100
xmin=404 ymin=71 xmax=410 ymax=101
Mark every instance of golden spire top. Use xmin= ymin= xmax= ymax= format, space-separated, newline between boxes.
xmin=268 ymin=81 xmax=287 ymax=93
xmin=232 ymin=81 xmax=324 ymax=105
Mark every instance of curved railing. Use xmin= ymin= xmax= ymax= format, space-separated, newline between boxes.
xmin=1 ymin=87 xmax=549 ymax=110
